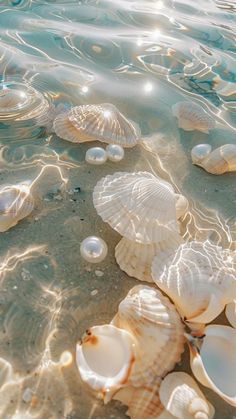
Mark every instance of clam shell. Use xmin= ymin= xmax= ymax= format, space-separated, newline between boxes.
xmin=93 ymin=172 xmax=179 ymax=244
xmin=151 ymin=241 xmax=236 ymax=325
xmin=53 ymin=104 xmax=141 ymax=147
xmin=112 ymin=285 xmax=185 ymax=386
xmin=115 ymin=235 xmax=183 ymax=283
xmin=225 ymin=300 xmax=236 ymax=328
xmin=159 ymin=372 xmax=215 ymax=419
xmin=172 ymin=102 xmax=215 ymax=133
xmin=188 ymin=325 xmax=236 ymax=407
xmin=0 ymin=184 xmax=34 ymax=232
xmin=200 ymin=144 xmax=236 ymax=175
xmin=76 ymin=324 xmax=135 ymax=393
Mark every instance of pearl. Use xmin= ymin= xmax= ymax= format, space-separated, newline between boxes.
xmin=191 ymin=144 xmax=212 ymax=164
xmin=85 ymin=147 xmax=107 ymax=165
xmin=80 ymin=236 xmax=108 ymax=263
xmin=106 ymin=144 xmax=124 ymax=162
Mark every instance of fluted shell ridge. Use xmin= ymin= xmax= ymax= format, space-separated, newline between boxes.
xmin=112 ymin=285 xmax=185 ymax=386
xmin=93 ymin=172 xmax=179 ymax=244
xmin=172 ymin=102 xmax=215 ymax=133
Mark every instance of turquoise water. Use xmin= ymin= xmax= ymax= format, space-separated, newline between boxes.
xmin=0 ymin=0 xmax=235 ymax=418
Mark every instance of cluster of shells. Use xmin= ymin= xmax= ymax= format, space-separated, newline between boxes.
xmin=1 ymin=79 xmax=236 ymax=418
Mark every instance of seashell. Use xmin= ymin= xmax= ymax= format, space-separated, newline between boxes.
xmin=175 ymin=193 xmax=189 ymax=219
xmin=115 ymin=235 xmax=183 ymax=283
xmin=0 ymin=183 xmax=34 ymax=232
xmin=159 ymin=372 xmax=215 ymax=419
xmin=80 ymin=236 xmax=108 ymax=263
xmin=188 ymin=325 xmax=236 ymax=407
xmin=191 ymin=144 xmax=236 ymax=175
xmin=85 ymin=147 xmax=107 ymax=165
xmin=112 ymin=285 xmax=185 ymax=386
xmin=151 ymin=240 xmax=236 ymax=325
xmin=53 ymin=104 xmax=141 ymax=147
xmin=76 ymin=324 xmax=135 ymax=393
xmin=172 ymin=102 xmax=215 ymax=133
xmin=225 ymin=300 xmax=236 ymax=328
xmin=93 ymin=172 xmax=180 ymax=244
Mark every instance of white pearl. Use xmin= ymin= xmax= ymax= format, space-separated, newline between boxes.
xmin=80 ymin=236 xmax=108 ymax=263
xmin=106 ymin=144 xmax=124 ymax=162
xmin=191 ymin=143 xmax=212 ymax=164
xmin=85 ymin=147 xmax=107 ymax=165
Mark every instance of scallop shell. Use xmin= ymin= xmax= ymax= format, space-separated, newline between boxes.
xmin=115 ymin=235 xmax=183 ymax=283
xmin=93 ymin=172 xmax=180 ymax=244
xmin=192 ymin=144 xmax=236 ymax=175
xmin=53 ymin=104 xmax=141 ymax=147
xmin=0 ymin=183 xmax=34 ymax=232
xmin=159 ymin=372 xmax=215 ymax=419
xmin=225 ymin=300 xmax=236 ymax=328
xmin=175 ymin=193 xmax=189 ymax=219
xmin=188 ymin=325 xmax=236 ymax=407
xmin=76 ymin=324 xmax=135 ymax=393
xmin=151 ymin=241 xmax=236 ymax=325
xmin=112 ymin=285 xmax=185 ymax=386
xmin=172 ymin=102 xmax=215 ymax=133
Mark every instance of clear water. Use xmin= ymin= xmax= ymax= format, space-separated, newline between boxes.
xmin=0 ymin=0 xmax=235 ymax=418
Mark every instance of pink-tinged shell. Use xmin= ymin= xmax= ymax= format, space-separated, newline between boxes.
xmin=112 ymin=285 xmax=185 ymax=387
xmin=115 ymin=235 xmax=183 ymax=283
xmin=198 ymin=144 xmax=236 ymax=175
xmin=93 ymin=172 xmax=179 ymax=244
xmin=172 ymin=102 xmax=215 ymax=133
xmin=159 ymin=372 xmax=215 ymax=419
xmin=151 ymin=241 xmax=236 ymax=325
xmin=0 ymin=183 xmax=34 ymax=232
xmin=53 ymin=103 xmax=141 ymax=147
xmin=188 ymin=325 xmax=236 ymax=407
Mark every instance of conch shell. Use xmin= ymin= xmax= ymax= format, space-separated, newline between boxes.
xmin=188 ymin=325 xmax=236 ymax=407
xmin=151 ymin=240 xmax=236 ymax=326
xmin=191 ymin=144 xmax=236 ymax=174
xmin=93 ymin=172 xmax=180 ymax=244
xmin=159 ymin=372 xmax=215 ymax=419
xmin=0 ymin=183 xmax=34 ymax=232
xmin=53 ymin=103 xmax=141 ymax=147
xmin=172 ymin=102 xmax=215 ymax=133
xmin=112 ymin=285 xmax=185 ymax=386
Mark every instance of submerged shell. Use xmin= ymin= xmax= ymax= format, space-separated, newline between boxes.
xmin=191 ymin=144 xmax=212 ymax=165
xmin=76 ymin=324 xmax=135 ymax=393
xmin=188 ymin=325 xmax=236 ymax=407
xmin=192 ymin=144 xmax=236 ymax=175
xmin=53 ymin=104 xmax=141 ymax=147
xmin=93 ymin=172 xmax=180 ymax=244
xmin=172 ymin=102 xmax=215 ymax=133
xmin=112 ymin=285 xmax=185 ymax=386
xmin=151 ymin=241 xmax=236 ymax=325
xmin=175 ymin=193 xmax=189 ymax=219
xmin=115 ymin=235 xmax=183 ymax=283
xmin=159 ymin=372 xmax=215 ymax=419
xmin=225 ymin=300 xmax=236 ymax=328
xmin=0 ymin=183 xmax=34 ymax=232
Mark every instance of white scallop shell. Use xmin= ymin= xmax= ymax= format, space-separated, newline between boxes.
xmin=76 ymin=324 xmax=135 ymax=393
xmin=172 ymin=102 xmax=215 ymax=133
xmin=0 ymin=183 xmax=34 ymax=232
xmin=115 ymin=235 xmax=183 ymax=283
xmin=188 ymin=325 xmax=236 ymax=407
xmin=225 ymin=300 xmax=236 ymax=328
xmin=192 ymin=144 xmax=236 ymax=175
xmin=93 ymin=172 xmax=179 ymax=244
xmin=111 ymin=285 xmax=185 ymax=386
xmin=151 ymin=241 xmax=236 ymax=325
xmin=175 ymin=193 xmax=189 ymax=219
xmin=53 ymin=104 xmax=141 ymax=147
xmin=159 ymin=372 xmax=215 ymax=419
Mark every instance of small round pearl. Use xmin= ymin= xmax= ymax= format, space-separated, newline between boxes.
xmin=191 ymin=143 xmax=212 ymax=164
xmin=85 ymin=147 xmax=107 ymax=165
xmin=80 ymin=236 xmax=108 ymax=263
xmin=106 ymin=144 xmax=124 ymax=162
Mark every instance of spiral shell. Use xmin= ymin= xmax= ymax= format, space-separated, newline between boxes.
xmin=0 ymin=183 xmax=34 ymax=232
xmin=172 ymin=102 xmax=215 ymax=133
xmin=112 ymin=285 xmax=185 ymax=387
xmin=159 ymin=372 xmax=215 ymax=419
xmin=151 ymin=241 xmax=236 ymax=325
xmin=93 ymin=172 xmax=179 ymax=244
xmin=53 ymin=103 xmax=141 ymax=147
xmin=192 ymin=144 xmax=236 ymax=175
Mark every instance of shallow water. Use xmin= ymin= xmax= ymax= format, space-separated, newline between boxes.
xmin=0 ymin=0 xmax=235 ymax=418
